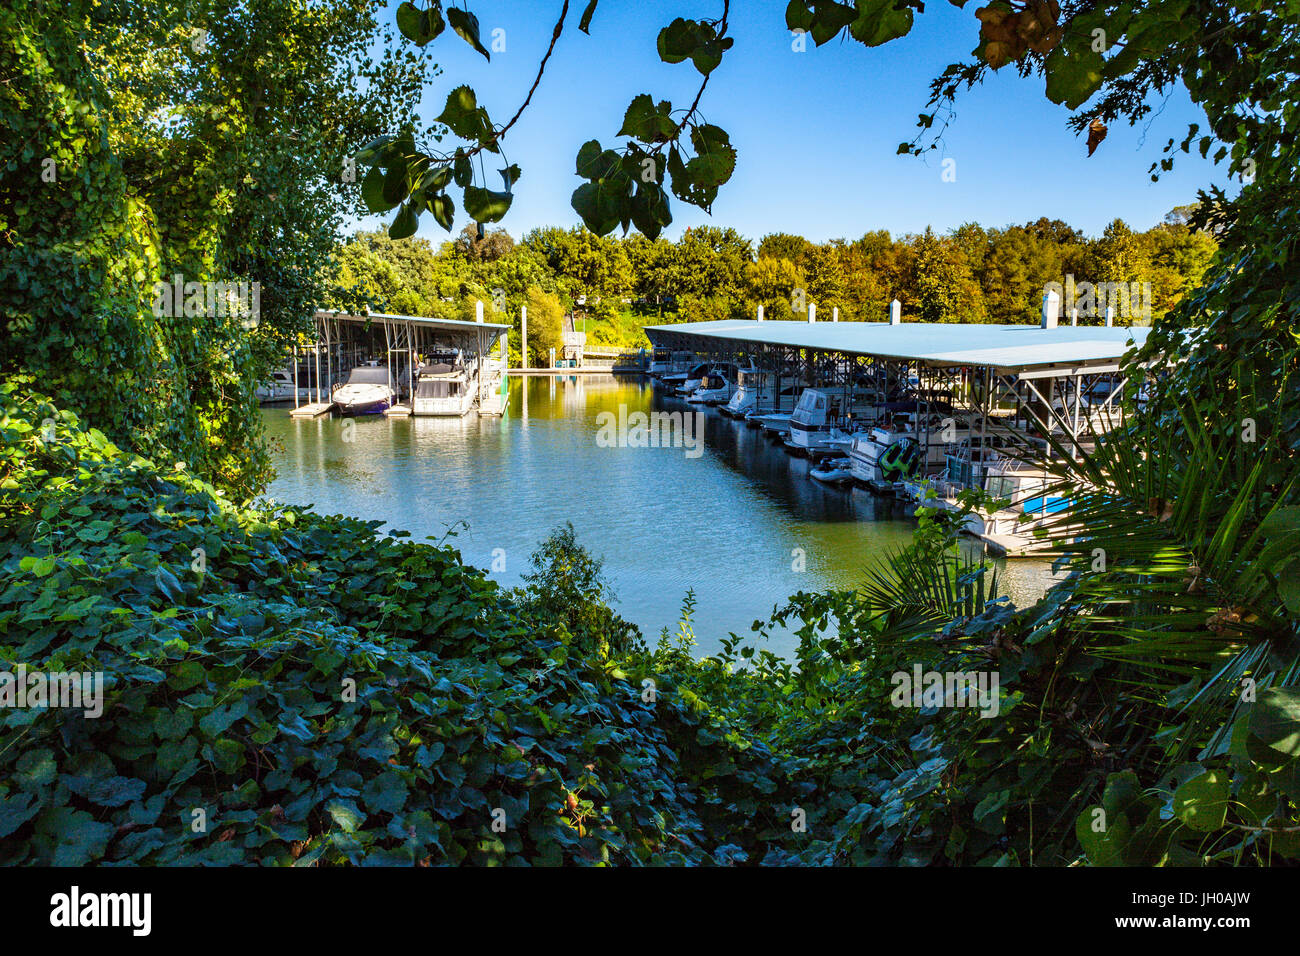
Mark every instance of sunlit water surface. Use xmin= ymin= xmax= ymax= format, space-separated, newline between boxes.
xmin=262 ymin=374 xmax=1060 ymax=658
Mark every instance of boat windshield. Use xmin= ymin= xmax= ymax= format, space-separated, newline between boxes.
xmin=796 ymin=391 xmax=825 ymax=412
xmin=347 ymin=367 xmax=390 ymax=385
xmin=985 ymin=476 xmax=1019 ymax=501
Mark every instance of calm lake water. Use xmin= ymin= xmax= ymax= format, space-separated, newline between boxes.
xmin=262 ymin=374 xmax=1058 ymax=658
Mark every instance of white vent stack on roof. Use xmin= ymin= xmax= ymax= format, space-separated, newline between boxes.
xmin=757 ymin=304 xmax=764 ymax=322
xmin=475 ymin=300 xmax=484 ymax=323
xmin=832 ymin=307 xmax=839 ymax=323
xmin=1041 ymin=289 xmax=1060 ymax=329
xmin=1105 ymin=305 xmax=1114 ymax=327
xmin=890 ymin=299 xmax=901 ymax=326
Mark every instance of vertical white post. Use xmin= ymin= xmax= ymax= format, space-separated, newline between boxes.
xmin=548 ymin=346 xmax=555 ymax=369
xmin=832 ymin=306 xmax=839 ymax=322
xmin=1070 ymin=307 xmax=1078 ymax=327
xmin=757 ymin=304 xmax=764 ymax=322
xmin=1105 ymin=305 xmax=1114 ymax=327
xmin=808 ymin=302 xmax=816 ymax=324
xmin=1041 ymin=288 xmax=1060 ymax=328
xmin=890 ymin=299 xmax=901 ymax=325
xmin=475 ymin=299 xmax=484 ymax=323
xmin=520 ymin=305 xmax=528 ymax=370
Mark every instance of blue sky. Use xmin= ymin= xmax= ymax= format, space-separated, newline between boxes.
xmin=358 ymin=0 xmax=1231 ymax=244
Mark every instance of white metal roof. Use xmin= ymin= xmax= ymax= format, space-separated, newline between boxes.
xmin=643 ymin=319 xmax=1150 ymax=374
xmin=315 ymin=310 xmax=511 ymax=333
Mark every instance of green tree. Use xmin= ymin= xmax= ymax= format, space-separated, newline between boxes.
xmin=913 ymin=228 xmax=983 ymax=323
xmin=524 ymin=286 xmax=565 ymax=365
xmin=0 ymin=0 xmax=434 ymax=497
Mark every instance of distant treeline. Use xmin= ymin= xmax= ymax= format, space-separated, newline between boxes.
xmin=332 ymin=206 xmax=1216 ymax=355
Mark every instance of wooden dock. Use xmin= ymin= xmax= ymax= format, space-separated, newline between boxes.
xmin=479 ymin=393 xmax=508 ymax=416
xmin=289 ymin=402 xmax=334 ymax=418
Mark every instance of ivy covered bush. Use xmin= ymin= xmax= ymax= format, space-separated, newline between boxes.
xmin=0 ymin=384 xmax=810 ymax=865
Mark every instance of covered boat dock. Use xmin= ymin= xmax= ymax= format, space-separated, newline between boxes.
xmin=290 ymin=309 xmax=511 ymax=418
xmin=644 ymin=301 xmax=1151 ymax=556
xmin=644 ymin=309 xmax=1150 ymax=456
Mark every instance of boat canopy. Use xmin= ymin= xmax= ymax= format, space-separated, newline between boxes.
xmin=644 ymin=319 xmax=1150 ymax=377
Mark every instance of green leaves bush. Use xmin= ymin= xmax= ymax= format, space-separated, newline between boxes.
xmin=0 ymin=384 xmax=804 ymax=865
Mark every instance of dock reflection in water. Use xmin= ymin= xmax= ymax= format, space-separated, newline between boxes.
xmin=263 ymin=374 xmax=1059 ymax=659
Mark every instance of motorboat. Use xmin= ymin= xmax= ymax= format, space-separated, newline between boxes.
xmin=413 ymin=351 xmax=478 ymax=417
xmin=784 ymin=386 xmax=882 ymax=456
xmin=849 ymin=425 xmax=920 ymax=492
xmin=809 ymin=456 xmax=853 ymax=486
xmin=749 ymin=410 xmax=794 ymax=438
xmin=332 ymin=363 xmax=397 ymax=416
xmin=721 ymin=367 xmax=766 ymax=418
xmin=686 ymin=370 xmax=734 ymax=404
xmin=255 ymin=367 xmax=312 ymax=403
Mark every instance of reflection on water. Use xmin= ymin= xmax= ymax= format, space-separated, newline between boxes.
xmin=262 ymin=374 xmax=1059 ymax=658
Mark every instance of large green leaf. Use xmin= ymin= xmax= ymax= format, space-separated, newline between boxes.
xmin=447 ymin=7 xmax=490 ymax=60
xmin=850 ymin=0 xmax=914 ymax=46
xmin=462 ymin=186 xmax=512 ymax=223
xmin=1250 ymin=686 xmax=1300 ymax=757
xmin=1044 ymin=44 xmax=1105 ymax=110
xmin=1172 ymin=770 xmax=1230 ymax=831
xmin=619 ymin=94 xmax=676 ymax=144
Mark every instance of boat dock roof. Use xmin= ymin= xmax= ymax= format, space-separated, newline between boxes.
xmin=315 ymin=310 xmax=511 ymax=333
xmin=644 ymin=320 xmax=1150 ymax=377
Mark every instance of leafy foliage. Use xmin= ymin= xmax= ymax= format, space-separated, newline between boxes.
xmin=0 ymin=384 xmax=811 ymax=865
xmin=1 ymin=0 xmax=434 ymax=498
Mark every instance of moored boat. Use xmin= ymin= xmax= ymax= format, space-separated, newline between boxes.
xmin=332 ymin=364 xmax=396 ymax=416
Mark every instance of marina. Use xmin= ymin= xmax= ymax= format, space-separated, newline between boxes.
xmin=263 ymin=373 xmax=1061 ymax=657
xmin=265 ymin=293 xmax=1148 ymax=644
xmin=643 ymin=294 xmax=1148 ymax=557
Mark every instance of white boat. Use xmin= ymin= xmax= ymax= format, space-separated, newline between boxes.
xmin=686 ymin=371 xmax=734 ymax=404
xmin=255 ymin=368 xmax=312 ymax=403
xmin=332 ymin=364 xmax=396 ymax=416
xmin=750 ymin=411 xmax=793 ymax=437
xmin=809 ymin=456 xmax=853 ymax=485
xmin=658 ymin=358 xmax=709 ymax=388
xmin=950 ymin=456 xmax=1075 ymax=556
xmin=784 ymin=387 xmax=882 ymax=455
xmin=413 ymin=352 xmax=477 ymax=417
xmin=849 ymin=425 xmax=920 ymax=491
xmin=721 ymin=367 xmax=765 ymax=418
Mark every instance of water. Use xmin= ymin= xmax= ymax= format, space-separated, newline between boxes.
xmin=262 ymin=375 xmax=1059 ymax=658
